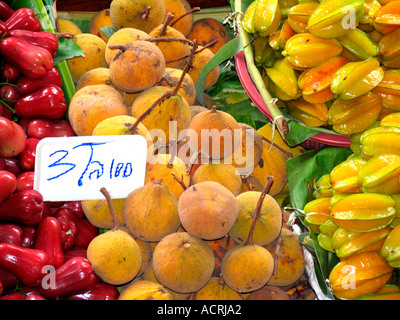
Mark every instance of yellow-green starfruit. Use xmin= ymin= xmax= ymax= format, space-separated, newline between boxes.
xmin=360 ymin=126 xmax=400 ymax=158
xmin=242 ymin=0 xmax=281 ymax=37
xmin=317 ymin=219 xmax=339 ymax=252
xmin=286 ymin=98 xmax=328 ymax=127
xmin=330 ymin=193 xmax=396 ymax=232
xmin=298 ymin=56 xmax=350 ymax=104
xmin=269 ymin=19 xmax=296 ymax=51
xmin=381 ymin=224 xmax=400 ymax=268
xmin=378 ymin=28 xmax=400 ymax=68
xmin=370 ymin=1 xmax=400 ymax=34
xmin=329 ymin=157 xmax=367 ymax=194
xmin=287 ymin=1 xmax=319 ymax=33
xmin=337 ymin=28 xmax=379 ymax=60
xmin=329 ymin=252 xmax=394 ymax=300
xmin=372 ymin=70 xmax=400 ymax=111
xmin=357 ymin=153 xmax=400 ymax=194
xmin=307 ymin=0 xmax=365 ymax=39
xmin=303 ymin=197 xmax=331 ymax=233
xmin=328 ymin=92 xmax=382 ymax=135
xmin=331 ymin=57 xmax=384 ymax=100
xmin=331 ymin=226 xmax=392 ymax=259
xmin=265 ymin=58 xmax=298 ymax=100
xmin=282 ymin=33 xmax=343 ymax=69
xmin=313 ymin=173 xmax=333 ymax=199
xmin=253 ymin=36 xmax=276 ymax=68
xmin=349 ymin=121 xmax=380 ymax=155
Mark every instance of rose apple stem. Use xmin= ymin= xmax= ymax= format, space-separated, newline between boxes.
xmin=245 ymin=175 xmax=274 ymax=246
xmin=170 ymin=7 xmax=200 ymax=28
xmin=234 ymin=0 xmax=289 ymax=140
xmin=100 ymin=187 xmax=120 ymax=231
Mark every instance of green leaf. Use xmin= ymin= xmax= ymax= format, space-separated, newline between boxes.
xmin=195 ymin=36 xmax=242 ymax=106
xmin=100 ymin=25 xmax=117 ymax=39
xmin=53 ymin=37 xmax=84 ymax=64
xmin=286 ymin=146 xmax=352 ymax=299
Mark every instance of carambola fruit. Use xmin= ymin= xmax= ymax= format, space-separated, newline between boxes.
xmin=357 ymin=153 xmax=400 ymax=195
xmin=329 ymin=251 xmax=394 ymax=300
xmin=307 ymin=0 xmax=365 ymax=39
xmin=330 ymin=193 xmax=395 ymax=232
xmin=303 ymin=197 xmax=331 ymax=233
xmin=331 ymin=57 xmax=384 ymax=100
xmin=381 ymin=225 xmax=400 ymax=268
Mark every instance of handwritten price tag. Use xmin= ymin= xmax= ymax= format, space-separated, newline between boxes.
xmin=34 ymin=135 xmax=148 ymax=201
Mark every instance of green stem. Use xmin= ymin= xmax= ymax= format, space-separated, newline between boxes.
xmin=234 ymin=0 xmax=289 ymax=138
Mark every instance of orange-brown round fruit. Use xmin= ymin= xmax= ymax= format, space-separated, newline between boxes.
xmin=88 ymin=8 xmax=113 ymax=42
xmin=186 ymin=106 xmax=241 ymax=160
xmin=178 ymin=181 xmax=239 ymax=240
xmin=68 ymin=84 xmax=127 ymax=136
xmin=109 ymin=0 xmax=166 ymax=33
xmin=221 ymin=244 xmax=274 ymax=293
xmin=118 ymin=280 xmax=173 ymax=300
xmin=152 ymin=232 xmax=215 ymax=293
xmin=156 ymin=67 xmax=196 ymax=105
xmin=187 ymin=18 xmax=231 ymax=54
xmin=164 ymin=0 xmax=194 ymax=36
xmin=264 ymin=229 xmax=305 ymax=287
xmin=188 ymin=46 xmax=220 ymax=89
xmin=109 ymin=40 xmax=166 ymax=93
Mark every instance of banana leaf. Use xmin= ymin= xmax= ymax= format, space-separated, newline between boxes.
xmin=286 ymin=146 xmax=353 ymax=299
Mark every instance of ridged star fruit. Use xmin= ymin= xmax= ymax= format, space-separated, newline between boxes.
xmin=317 ymin=219 xmax=339 ymax=253
xmin=298 ymin=56 xmax=350 ymax=104
xmin=330 ymin=193 xmax=396 ymax=232
xmin=372 ymin=70 xmax=400 ymax=110
xmin=329 ymin=157 xmax=367 ymax=194
xmin=279 ymin=0 xmax=300 ymax=17
xmin=331 ymin=57 xmax=384 ymax=100
xmin=282 ymin=33 xmax=343 ymax=69
xmin=286 ymin=99 xmax=328 ymax=127
xmin=331 ymin=226 xmax=392 ymax=259
xmin=349 ymin=122 xmax=380 ymax=155
xmin=357 ymin=153 xmax=400 ymax=194
xmin=242 ymin=0 xmax=281 ymax=37
xmin=360 ymin=126 xmax=400 ymax=158
xmin=253 ymin=36 xmax=276 ymax=68
xmin=303 ymin=197 xmax=331 ymax=233
xmin=307 ymin=0 xmax=365 ymax=39
xmin=287 ymin=1 xmax=319 ymax=33
xmin=380 ymin=113 xmax=400 ymax=128
xmin=337 ymin=28 xmax=379 ymax=60
xmin=265 ymin=58 xmax=298 ymax=101
xmin=328 ymin=92 xmax=382 ymax=135
xmin=378 ymin=28 xmax=400 ymax=68
xmin=329 ymin=251 xmax=394 ymax=300
xmin=381 ymin=225 xmax=400 ymax=268
xmin=390 ymin=194 xmax=400 ymax=228
xmin=370 ymin=1 xmax=400 ymax=34
xmin=268 ymin=20 xmax=296 ymax=51
xmin=313 ymin=173 xmax=333 ymax=199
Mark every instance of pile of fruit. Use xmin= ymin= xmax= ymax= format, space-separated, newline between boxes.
xmin=303 ymin=109 xmax=400 ymax=299
xmin=243 ymin=0 xmax=400 ymax=136
xmin=0 ymin=0 xmax=314 ymax=300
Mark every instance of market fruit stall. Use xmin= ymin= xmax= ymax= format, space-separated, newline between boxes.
xmin=0 ymin=0 xmax=399 ymax=303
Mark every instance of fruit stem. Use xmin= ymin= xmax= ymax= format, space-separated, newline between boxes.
xmin=171 ymin=171 xmax=188 ymax=191
xmin=210 ymin=105 xmax=217 ymax=113
xmin=165 ymin=39 xmax=218 ymax=64
xmin=160 ymin=12 xmax=174 ymax=36
xmin=170 ymin=7 xmax=200 ymax=28
xmin=145 ymin=37 xmax=194 ymax=45
xmin=261 ymin=136 xmax=293 ymax=159
xmin=171 ymin=39 xmax=198 ymax=97
xmin=142 ymin=6 xmax=151 ymax=20
xmin=100 ymin=187 xmax=120 ymax=231
xmin=128 ymin=89 xmax=174 ymax=133
xmin=245 ymin=176 xmax=274 ymax=246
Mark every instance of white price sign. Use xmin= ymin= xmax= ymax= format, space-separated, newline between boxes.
xmin=34 ymin=135 xmax=147 ymax=201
